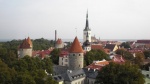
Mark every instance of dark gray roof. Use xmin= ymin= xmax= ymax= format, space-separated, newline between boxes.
xmin=53 ymin=65 xmax=68 ymax=75
xmin=83 ymin=68 xmax=98 ymax=79
xmin=53 ymin=75 xmax=64 ymax=82
xmin=105 ymin=44 xmax=116 ymax=51
xmin=61 ymin=69 xmax=86 ymax=82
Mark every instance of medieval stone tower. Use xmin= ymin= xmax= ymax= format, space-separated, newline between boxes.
xmin=55 ymin=38 xmax=64 ymax=49
xmin=83 ymin=11 xmax=91 ymax=43
xmin=18 ymin=37 xmax=32 ymax=58
xmin=69 ymin=37 xmax=84 ymax=70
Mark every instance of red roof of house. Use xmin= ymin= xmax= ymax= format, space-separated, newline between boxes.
xmin=111 ymin=55 xmax=125 ymax=64
xmin=32 ymin=50 xmax=51 ymax=58
xmin=60 ymin=50 xmax=69 ymax=57
xmin=69 ymin=37 xmax=83 ymax=53
xmin=137 ymin=40 xmax=150 ymax=44
xmin=86 ymin=60 xmax=109 ymax=71
xmin=56 ymin=38 xmax=62 ymax=44
xmin=91 ymin=45 xmax=104 ymax=50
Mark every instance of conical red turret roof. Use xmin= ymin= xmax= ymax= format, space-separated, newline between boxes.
xmin=56 ymin=38 xmax=62 ymax=44
xmin=27 ymin=37 xmax=32 ymax=47
xmin=69 ymin=37 xmax=83 ymax=53
xmin=19 ymin=38 xmax=30 ymax=48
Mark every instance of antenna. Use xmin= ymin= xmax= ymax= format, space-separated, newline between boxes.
xmin=75 ymin=28 xmax=77 ymax=36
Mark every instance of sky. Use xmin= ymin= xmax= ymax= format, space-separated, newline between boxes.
xmin=0 ymin=0 xmax=150 ymax=40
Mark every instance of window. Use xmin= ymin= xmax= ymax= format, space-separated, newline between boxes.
xmin=147 ymin=74 xmax=149 ymax=77
xmin=79 ymin=64 xmax=80 ymax=68
xmin=79 ymin=54 xmax=80 ymax=56
xmin=73 ymin=54 xmax=75 ymax=56
xmin=62 ymin=58 xmax=63 ymax=60
xmin=62 ymin=62 xmax=63 ymax=65
xmin=65 ymin=59 xmax=67 ymax=62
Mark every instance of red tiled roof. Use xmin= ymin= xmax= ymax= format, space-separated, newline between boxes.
xmin=32 ymin=50 xmax=51 ymax=58
xmin=60 ymin=51 xmax=69 ymax=57
xmin=91 ymin=45 xmax=104 ymax=50
xmin=137 ymin=40 xmax=150 ymax=44
xmin=19 ymin=38 xmax=31 ymax=49
xmin=128 ymin=49 xmax=142 ymax=53
xmin=69 ymin=37 xmax=83 ymax=53
xmin=56 ymin=38 xmax=62 ymax=44
xmin=111 ymin=55 xmax=125 ymax=64
xmin=86 ymin=60 xmax=109 ymax=71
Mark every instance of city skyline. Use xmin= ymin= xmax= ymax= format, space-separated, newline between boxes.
xmin=0 ymin=0 xmax=150 ymax=40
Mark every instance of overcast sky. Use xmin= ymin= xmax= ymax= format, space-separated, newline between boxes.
xmin=0 ymin=0 xmax=150 ymax=40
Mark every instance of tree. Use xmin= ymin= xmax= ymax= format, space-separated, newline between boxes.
xmin=134 ymin=52 xmax=145 ymax=67
xmin=84 ymin=49 xmax=109 ymax=66
xmin=120 ymin=42 xmax=131 ymax=49
xmin=96 ymin=62 xmax=145 ymax=84
xmin=0 ymin=59 xmax=17 ymax=84
xmin=143 ymin=50 xmax=150 ymax=59
xmin=116 ymin=49 xmax=134 ymax=61
xmin=50 ymin=49 xmax=61 ymax=65
xmin=33 ymin=38 xmax=54 ymax=50
xmin=15 ymin=72 xmax=36 ymax=84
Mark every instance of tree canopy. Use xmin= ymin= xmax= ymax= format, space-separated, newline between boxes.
xmin=50 ymin=48 xmax=61 ymax=65
xmin=120 ymin=42 xmax=131 ymax=49
xmin=96 ymin=62 xmax=145 ymax=84
xmin=116 ymin=49 xmax=134 ymax=61
xmin=143 ymin=50 xmax=150 ymax=59
xmin=84 ymin=49 xmax=110 ymax=66
xmin=0 ymin=39 xmax=58 ymax=83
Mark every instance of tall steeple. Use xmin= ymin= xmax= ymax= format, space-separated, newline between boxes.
xmin=83 ymin=10 xmax=91 ymax=43
xmin=84 ymin=10 xmax=91 ymax=31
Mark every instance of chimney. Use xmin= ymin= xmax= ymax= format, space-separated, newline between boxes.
xmin=55 ymin=30 xmax=57 ymax=47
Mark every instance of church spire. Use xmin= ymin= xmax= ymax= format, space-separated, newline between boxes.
xmin=84 ymin=10 xmax=91 ymax=31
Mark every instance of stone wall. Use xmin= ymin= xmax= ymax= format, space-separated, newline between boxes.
xmin=69 ymin=53 xmax=83 ymax=70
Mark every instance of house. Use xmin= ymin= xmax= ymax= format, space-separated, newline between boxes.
xmin=135 ymin=40 xmax=150 ymax=50
xmin=142 ymin=68 xmax=150 ymax=84
xmin=91 ymin=44 xmax=104 ymax=51
xmin=85 ymin=59 xmax=109 ymax=71
xmin=32 ymin=50 xmax=51 ymax=59
xmin=104 ymin=44 xmax=119 ymax=53
xmin=110 ymin=54 xmax=125 ymax=64
xmin=59 ymin=50 xmax=69 ymax=66
xmin=61 ymin=69 xmax=86 ymax=84
xmin=84 ymin=59 xmax=109 ymax=84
